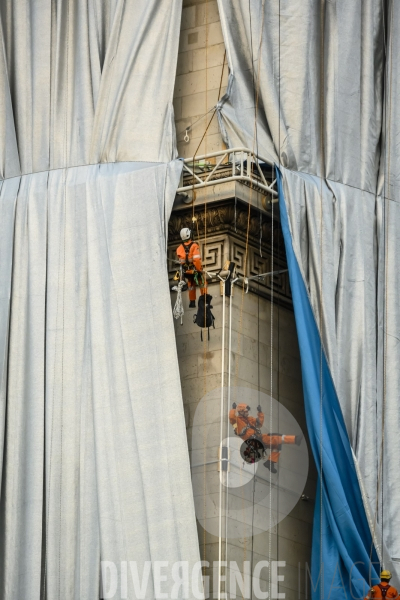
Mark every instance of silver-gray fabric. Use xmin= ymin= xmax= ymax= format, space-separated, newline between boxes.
xmin=217 ymin=0 xmax=400 ymax=580
xmin=0 ymin=161 xmax=203 ymax=599
xmin=0 ymin=0 xmax=181 ymax=178
xmin=0 ymin=1 xmax=202 ymax=599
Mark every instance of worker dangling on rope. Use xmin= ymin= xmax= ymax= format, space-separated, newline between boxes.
xmin=176 ymin=228 xmax=206 ymax=308
xmin=229 ymin=403 xmax=303 ymax=474
xmin=365 ymin=571 xmax=399 ymax=599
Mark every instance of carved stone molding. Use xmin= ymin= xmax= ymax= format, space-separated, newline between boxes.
xmin=168 ymin=201 xmax=283 ymax=252
xmin=168 ymin=199 xmax=292 ymax=308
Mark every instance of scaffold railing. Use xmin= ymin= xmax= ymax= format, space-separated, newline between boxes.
xmin=176 ymin=146 xmax=278 ymax=200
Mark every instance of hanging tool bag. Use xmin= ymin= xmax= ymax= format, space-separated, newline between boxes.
xmin=193 ymin=293 xmax=215 ymax=340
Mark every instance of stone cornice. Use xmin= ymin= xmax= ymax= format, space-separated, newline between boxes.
xmin=168 ymin=200 xmax=284 ymax=254
xmin=168 ymin=199 xmax=292 ymax=308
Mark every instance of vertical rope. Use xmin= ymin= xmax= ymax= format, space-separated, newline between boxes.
xmin=235 ymin=5 xmax=255 ymax=590
xmin=202 ymin=0 xmax=209 ymax=578
xmin=224 ymin=288 xmax=233 ymax=571
xmin=270 ymin=1 xmax=280 ymax=597
xmin=234 ymin=0 xmax=266 ymax=394
xmin=196 ymin=40 xmax=226 ymax=588
xmin=249 ymin=246 xmax=261 ymax=600
xmin=228 ymin=3 xmax=268 ymax=597
xmin=42 ymin=1 xmax=54 ymax=595
xmin=276 ymin=226 xmax=281 ymax=593
xmin=40 ymin=172 xmax=49 ymax=600
xmin=369 ymin=0 xmax=393 ymax=580
xmin=203 ymin=0 xmax=209 ymax=352
xmin=318 ymin=1 xmax=326 ymax=596
xmin=229 ymin=4 xmax=267 ymax=596
xmin=380 ymin=0 xmax=393 ymax=568
xmin=269 ymin=198 xmax=274 ymax=600
xmin=42 ymin=1 xmax=70 ymax=596
xmin=58 ymin=0 xmax=70 ymax=595
xmin=218 ymin=281 xmax=226 ymax=600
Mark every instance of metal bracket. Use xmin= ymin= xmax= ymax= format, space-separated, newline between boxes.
xmin=217 ymin=446 xmax=230 ymax=472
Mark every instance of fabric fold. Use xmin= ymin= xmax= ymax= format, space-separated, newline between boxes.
xmin=216 ymin=0 xmax=400 ymax=591
xmin=0 ymin=161 xmax=201 ymax=600
xmin=0 ymin=0 xmax=182 ymax=178
xmin=278 ymin=168 xmax=380 ymax=599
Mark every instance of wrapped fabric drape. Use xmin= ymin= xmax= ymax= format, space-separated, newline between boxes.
xmin=0 ymin=2 xmax=202 ymax=599
xmin=0 ymin=0 xmax=181 ymax=177
xmin=217 ymin=0 xmax=384 ymax=190
xmin=277 ymin=171 xmax=380 ymax=600
xmin=217 ymin=0 xmax=399 ymax=596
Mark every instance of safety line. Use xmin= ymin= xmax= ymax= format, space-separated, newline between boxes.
xmin=318 ymin=2 xmax=326 ymax=598
xmin=269 ymin=150 xmax=274 ymax=600
xmin=249 ymin=249 xmax=262 ymax=600
xmin=236 ymin=2 xmax=258 ymax=588
xmin=381 ymin=0 xmax=393 ymax=568
xmin=42 ymin=0 xmax=54 ymax=592
xmin=186 ymin=28 xmax=227 ymax=591
xmin=227 ymin=2 xmax=267 ymax=597
xmin=268 ymin=1 xmax=276 ymax=597
xmin=58 ymin=2 xmax=70 ymax=594
xmin=7 ymin=175 xmax=25 ymax=598
xmin=190 ymin=50 xmax=226 ymax=227
xmin=233 ymin=0 xmax=267 ymax=398
xmin=178 ymin=107 xmax=216 ymax=141
xmin=224 ymin=284 xmax=234 ymax=575
xmin=202 ymin=0 xmax=209 ymax=577
xmin=369 ymin=0 xmax=393 ymax=581
xmin=180 ymin=30 xmax=227 ymax=587
xmin=43 ymin=1 xmax=71 ymax=595
xmin=276 ymin=210 xmax=281 ymax=589
xmin=189 ymin=4 xmax=265 ymax=596
xmin=233 ymin=0 xmax=256 ymax=588
xmin=41 ymin=170 xmax=52 ymax=600
xmin=218 ymin=277 xmax=226 ymax=600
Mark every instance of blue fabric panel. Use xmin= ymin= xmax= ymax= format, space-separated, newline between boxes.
xmin=276 ymin=168 xmax=379 ymax=599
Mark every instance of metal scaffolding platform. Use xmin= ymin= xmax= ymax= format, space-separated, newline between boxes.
xmin=176 ymin=147 xmax=278 ymax=201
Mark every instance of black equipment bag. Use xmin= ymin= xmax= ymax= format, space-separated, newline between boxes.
xmin=193 ymin=294 xmax=215 ymax=340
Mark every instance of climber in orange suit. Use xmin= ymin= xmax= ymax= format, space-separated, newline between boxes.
xmin=176 ymin=227 xmax=206 ymax=308
xmin=229 ymin=403 xmax=303 ymax=473
xmin=364 ymin=571 xmax=399 ymax=599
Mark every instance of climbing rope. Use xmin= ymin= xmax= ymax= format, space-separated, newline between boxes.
xmin=226 ymin=2 xmax=267 ymax=596
xmin=268 ymin=0 xmax=274 ymax=575
xmin=318 ymin=2 xmax=326 ymax=598
xmin=369 ymin=0 xmax=394 ymax=581
xmin=43 ymin=2 xmax=70 ymax=596
xmin=179 ymin=107 xmax=216 ymax=143
xmin=172 ymin=280 xmax=186 ymax=324
xmin=203 ymin=0 xmax=209 ymax=583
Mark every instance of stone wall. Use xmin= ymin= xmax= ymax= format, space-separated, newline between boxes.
xmin=174 ymin=0 xmax=228 ymax=158
xmin=170 ymin=277 xmax=316 ymax=599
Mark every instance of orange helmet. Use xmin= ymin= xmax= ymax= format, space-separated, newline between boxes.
xmin=237 ymin=403 xmax=250 ymax=413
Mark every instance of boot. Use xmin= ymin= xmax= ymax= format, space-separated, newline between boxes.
xmin=295 ymin=434 xmax=303 ymax=446
xmin=264 ymin=460 xmax=277 ymax=474
xmin=189 ymin=300 xmax=196 ymax=308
